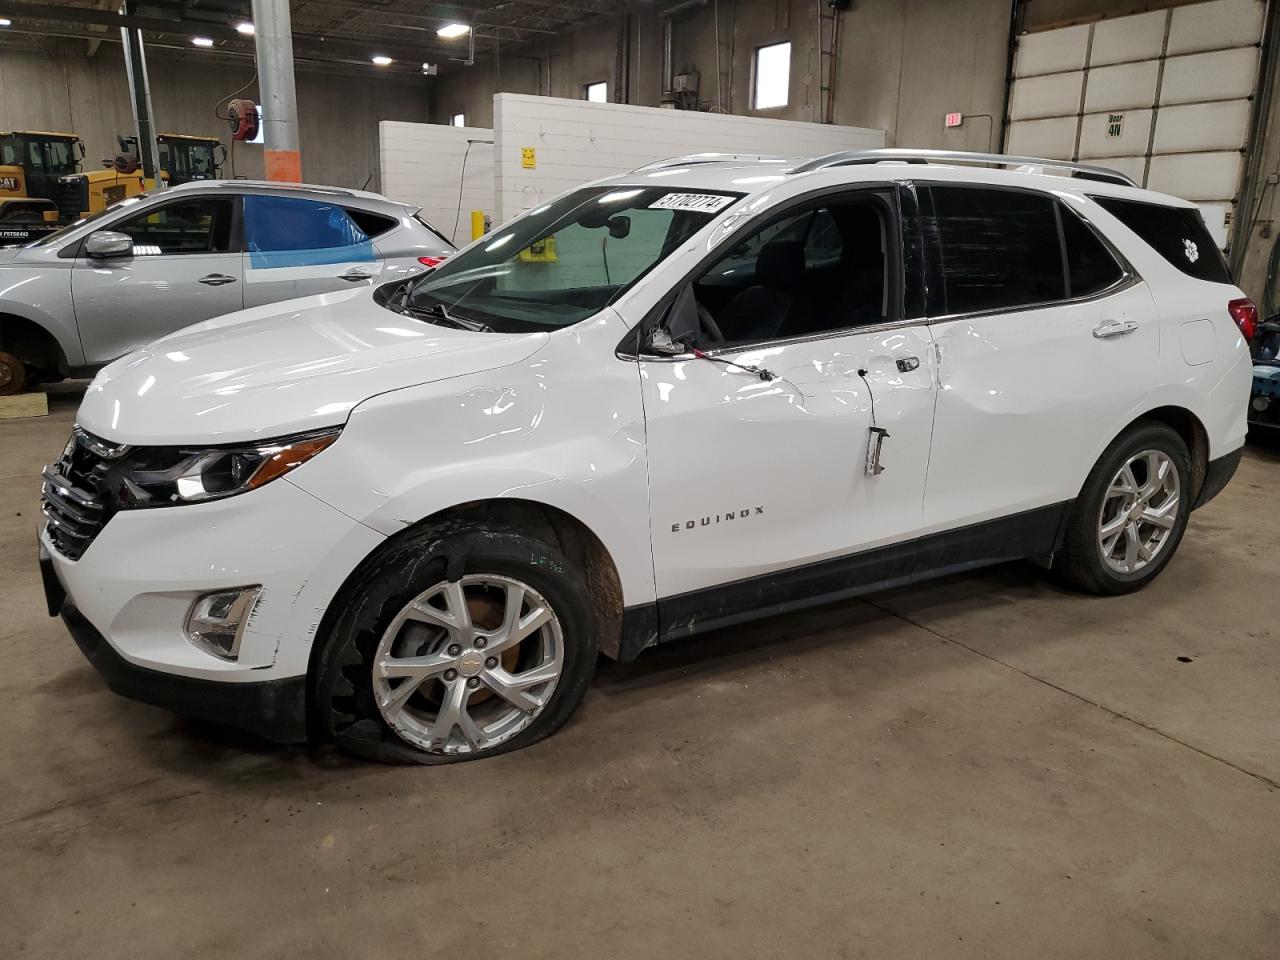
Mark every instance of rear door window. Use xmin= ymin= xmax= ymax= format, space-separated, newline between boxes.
xmin=344 ymin=208 xmax=398 ymax=239
xmin=243 ymin=195 xmax=375 ymax=267
xmin=926 ymin=186 xmax=1065 ymax=315
xmin=1091 ymin=196 xmax=1230 ymax=284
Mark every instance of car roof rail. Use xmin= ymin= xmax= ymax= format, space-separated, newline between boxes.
xmin=789 ymin=148 xmax=1139 ymax=187
xmin=634 ymin=153 xmax=796 ymax=172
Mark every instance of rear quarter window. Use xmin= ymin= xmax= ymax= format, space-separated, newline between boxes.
xmin=344 ymin=208 xmax=398 ymax=239
xmin=1091 ymin=196 xmax=1231 ymax=284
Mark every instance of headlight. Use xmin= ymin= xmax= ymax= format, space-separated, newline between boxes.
xmin=116 ymin=427 xmax=341 ymax=508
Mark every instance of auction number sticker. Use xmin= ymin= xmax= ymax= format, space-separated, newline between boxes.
xmin=649 ymin=193 xmax=737 ymax=213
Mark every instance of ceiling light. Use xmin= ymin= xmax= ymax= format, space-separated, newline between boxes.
xmin=437 ymin=23 xmax=470 ymax=39
xmin=0 ymin=18 xmax=14 ymax=26
xmin=371 ymin=55 xmax=393 ymax=66
xmin=192 ymin=36 xmax=214 ymax=47
xmin=235 ymin=21 xmax=255 ymax=35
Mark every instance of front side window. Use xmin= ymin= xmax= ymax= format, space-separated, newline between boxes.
xmin=407 ymin=186 xmax=742 ymax=331
xmin=113 ymin=196 xmax=234 ymax=255
xmin=243 ymin=195 xmax=374 ymax=267
xmin=927 ymin=186 xmax=1065 ymax=315
xmin=753 ymin=42 xmax=791 ymax=109
xmin=1092 ymin=195 xmax=1230 ymax=284
xmin=690 ymin=194 xmax=895 ymax=345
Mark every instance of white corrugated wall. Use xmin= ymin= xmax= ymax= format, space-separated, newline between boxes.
xmin=1006 ymin=0 xmax=1266 ymax=247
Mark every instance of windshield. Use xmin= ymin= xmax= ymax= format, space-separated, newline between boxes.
xmin=3 ymin=136 xmax=78 ymax=175
xmin=404 ymin=185 xmax=743 ymax=332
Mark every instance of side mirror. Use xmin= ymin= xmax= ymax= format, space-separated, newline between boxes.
xmin=85 ymin=231 xmax=133 ymax=258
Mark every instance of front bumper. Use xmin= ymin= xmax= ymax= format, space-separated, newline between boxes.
xmin=61 ymin=602 xmax=307 ymax=742
xmin=42 ymin=473 xmax=383 ymax=736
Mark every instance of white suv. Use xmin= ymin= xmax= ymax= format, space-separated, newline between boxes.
xmin=40 ymin=149 xmax=1252 ymax=764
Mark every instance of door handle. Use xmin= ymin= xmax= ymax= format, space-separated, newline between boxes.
xmin=1093 ymin=319 xmax=1138 ymax=339
xmin=896 ymin=356 xmax=920 ymax=373
xmin=338 ymin=271 xmax=373 ymax=282
xmin=198 ymin=273 xmax=237 ymax=286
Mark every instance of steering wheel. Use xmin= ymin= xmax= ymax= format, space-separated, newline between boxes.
xmin=696 ymin=301 xmax=724 ymax=345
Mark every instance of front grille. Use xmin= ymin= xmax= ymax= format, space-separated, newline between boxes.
xmin=41 ymin=428 xmax=130 ymax=560
xmin=56 ymin=178 xmax=89 ymax=222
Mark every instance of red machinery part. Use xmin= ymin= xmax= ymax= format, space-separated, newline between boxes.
xmin=227 ymin=99 xmax=260 ymax=142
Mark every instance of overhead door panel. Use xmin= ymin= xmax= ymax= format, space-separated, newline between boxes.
xmin=1005 ymin=0 xmax=1264 ymax=247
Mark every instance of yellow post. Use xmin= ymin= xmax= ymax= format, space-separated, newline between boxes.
xmin=470 ymin=210 xmax=485 ymax=241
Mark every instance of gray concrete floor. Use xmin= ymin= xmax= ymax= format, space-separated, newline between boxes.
xmin=2 ymin=385 xmax=1278 ymax=959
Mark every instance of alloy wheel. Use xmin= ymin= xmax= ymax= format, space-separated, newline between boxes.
xmin=1097 ymin=449 xmax=1181 ymax=575
xmin=372 ymin=574 xmax=564 ymax=756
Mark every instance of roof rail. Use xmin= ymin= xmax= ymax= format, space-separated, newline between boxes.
xmin=634 ymin=152 xmax=796 ymax=172
xmin=790 ymin=148 xmax=1138 ymax=187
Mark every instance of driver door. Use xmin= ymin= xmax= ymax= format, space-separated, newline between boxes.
xmin=638 ymin=187 xmax=938 ymax=632
xmin=71 ymin=193 xmax=243 ymax=364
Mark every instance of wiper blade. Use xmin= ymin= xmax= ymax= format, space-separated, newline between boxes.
xmin=400 ymin=302 xmax=494 ymax=333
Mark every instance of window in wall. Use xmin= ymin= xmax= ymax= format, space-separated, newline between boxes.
xmin=450 ymin=113 xmax=466 ymax=127
xmin=753 ymin=42 xmax=791 ymax=110
xmin=928 ymin=186 xmax=1065 ymax=315
xmin=584 ymin=81 xmax=608 ymax=102
xmin=1060 ymin=206 xmax=1125 ymax=298
xmin=114 ymin=197 xmax=234 ymax=256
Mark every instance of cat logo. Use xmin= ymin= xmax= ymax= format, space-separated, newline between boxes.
xmin=0 ymin=177 xmax=19 ymax=192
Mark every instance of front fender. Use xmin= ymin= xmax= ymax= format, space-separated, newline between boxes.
xmin=288 ymin=312 xmax=656 ymax=607
xmin=0 ymin=267 xmax=81 ymax=366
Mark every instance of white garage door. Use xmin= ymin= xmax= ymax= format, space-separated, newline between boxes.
xmin=1006 ymin=0 xmax=1265 ymax=247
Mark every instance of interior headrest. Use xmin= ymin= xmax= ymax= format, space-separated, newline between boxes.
xmin=755 ymin=239 xmax=805 ymax=290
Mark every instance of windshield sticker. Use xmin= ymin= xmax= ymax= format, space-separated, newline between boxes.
xmin=649 ymin=193 xmax=736 ymax=213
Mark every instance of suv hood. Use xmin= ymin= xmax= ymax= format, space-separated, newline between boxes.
xmin=78 ymin=287 xmax=549 ymax=445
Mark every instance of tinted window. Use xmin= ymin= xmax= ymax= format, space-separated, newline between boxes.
xmin=929 ymin=186 xmax=1065 ymax=315
xmin=244 ymin=195 xmax=374 ymax=267
xmin=113 ymin=197 xmax=234 ymax=255
xmin=1092 ymin=196 xmax=1231 ymax=284
xmin=345 ymin=208 xmax=397 ymax=238
xmin=1061 ymin=206 xmax=1125 ymax=297
xmin=692 ymin=197 xmax=893 ymax=344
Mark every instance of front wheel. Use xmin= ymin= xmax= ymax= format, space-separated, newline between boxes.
xmin=312 ymin=522 xmax=599 ymax=764
xmin=1054 ymin=422 xmax=1192 ymax=595
xmin=0 ymin=351 xmax=27 ymax=396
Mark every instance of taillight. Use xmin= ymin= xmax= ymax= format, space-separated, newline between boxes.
xmin=418 ymin=255 xmax=447 ymax=268
xmin=1228 ymin=297 xmax=1258 ymax=340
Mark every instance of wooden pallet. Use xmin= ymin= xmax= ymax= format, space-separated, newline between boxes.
xmin=0 ymin=392 xmax=49 ymax=419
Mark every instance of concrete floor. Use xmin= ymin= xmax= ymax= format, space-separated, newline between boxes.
xmin=2 ymin=385 xmax=1278 ymax=959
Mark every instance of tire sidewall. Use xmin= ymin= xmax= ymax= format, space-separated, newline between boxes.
xmin=313 ymin=523 xmax=598 ymax=765
xmin=1075 ymin=424 xmax=1192 ymax=590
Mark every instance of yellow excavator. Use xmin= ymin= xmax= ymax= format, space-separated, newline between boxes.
xmin=120 ymin=133 xmax=226 ymax=186
xmin=0 ymin=130 xmax=153 ymax=243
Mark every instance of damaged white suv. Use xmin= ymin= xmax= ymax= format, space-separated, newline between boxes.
xmin=41 ymin=149 xmax=1252 ymax=763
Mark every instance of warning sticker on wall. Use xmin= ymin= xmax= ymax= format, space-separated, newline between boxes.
xmin=521 ymin=147 xmax=537 ymax=169
xmin=649 ymin=193 xmax=737 ymax=213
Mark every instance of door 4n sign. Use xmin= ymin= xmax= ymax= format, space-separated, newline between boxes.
xmin=1106 ymin=113 xmax=1124 ymax=138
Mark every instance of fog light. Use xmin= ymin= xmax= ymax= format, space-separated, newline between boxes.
xmin=184 ymin=587 xmax=261 ymax=660
xmin=1252 ymin=395 xmax=1271 ymax=412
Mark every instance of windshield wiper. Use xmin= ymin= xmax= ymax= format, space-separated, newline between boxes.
xmin=401 ymin=300 xmax=494 ymax=333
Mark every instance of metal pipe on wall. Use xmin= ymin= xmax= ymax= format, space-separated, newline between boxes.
xmin=120 ymin=1 xmax=162 ymax=186
xmin=251 ymin=0 xmax=302 ymax=182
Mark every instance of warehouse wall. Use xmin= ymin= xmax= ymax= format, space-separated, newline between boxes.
xmin=432 ymin=0 xmax=1013 ymax=153
xmin=0 ymin=43 xmax=431 ymax=191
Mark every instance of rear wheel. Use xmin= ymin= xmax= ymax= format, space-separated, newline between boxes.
xmin=312 ymin=521 xmax=599 ymax=764
xmin=1055 ymin=422 xmax=1191 ymax=595
xmin=0 ymin=351 xmax=27 ymax=396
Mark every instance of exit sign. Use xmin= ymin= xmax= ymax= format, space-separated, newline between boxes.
xmin=944 ymin=112 xmax=964 ymax=128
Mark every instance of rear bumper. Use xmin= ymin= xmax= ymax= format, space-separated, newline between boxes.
xmin=1193 ymin=447 xmax=1243 ymax=510
xmin=62 ymin=602 xmax=308 ymax=743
